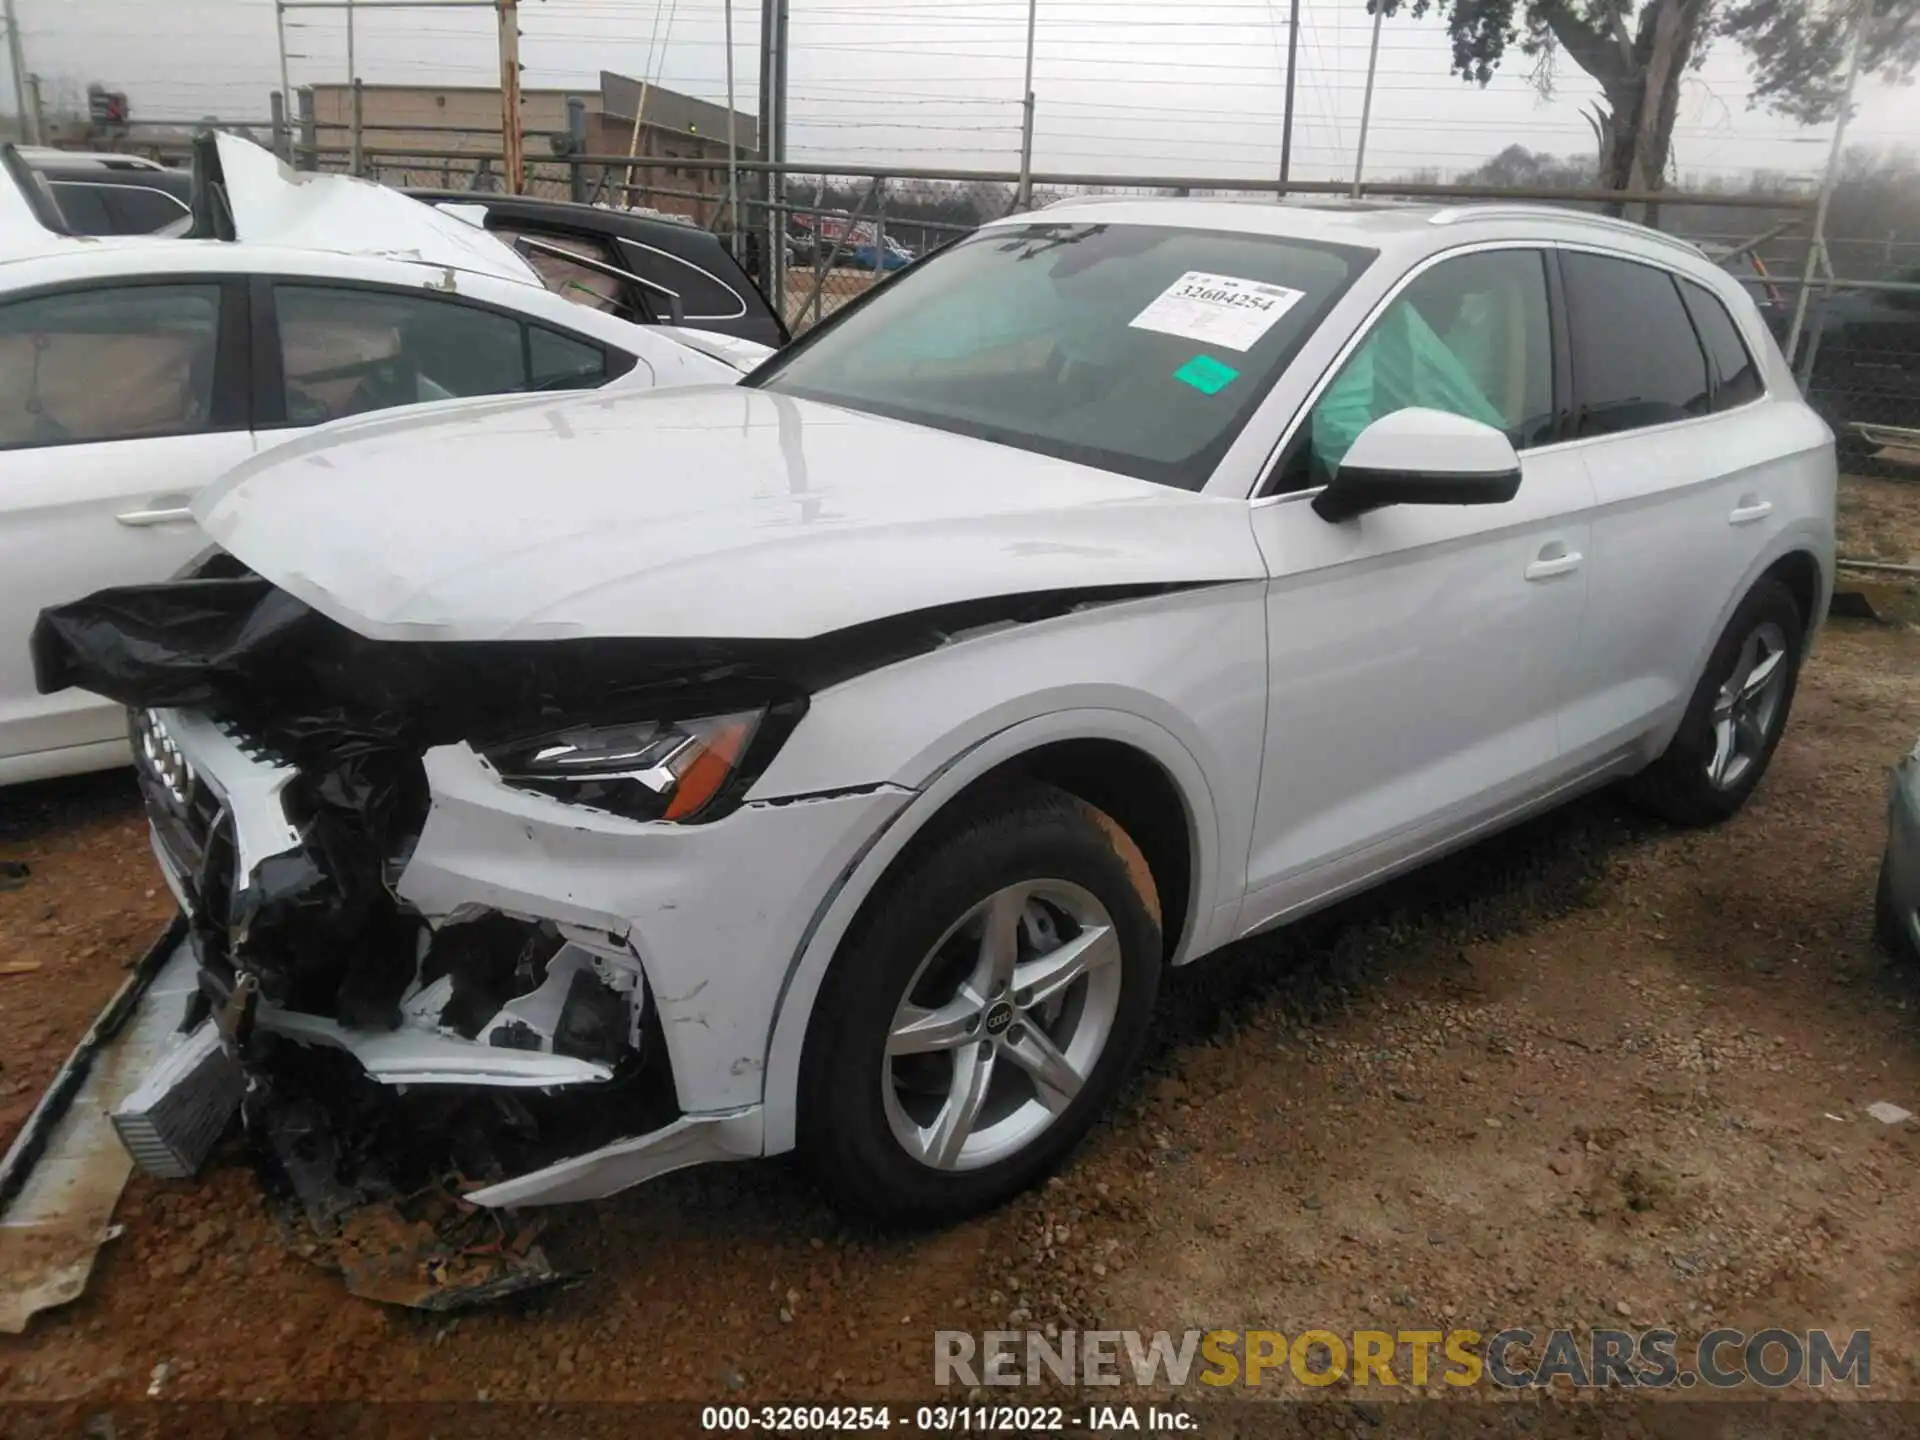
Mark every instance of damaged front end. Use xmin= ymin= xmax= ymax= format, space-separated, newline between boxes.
xmin=33 ymin=574 xmax=801 ymax=1306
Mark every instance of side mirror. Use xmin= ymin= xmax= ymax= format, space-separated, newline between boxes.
xmin=1312 ymin=407 xmax=1521 ymax=523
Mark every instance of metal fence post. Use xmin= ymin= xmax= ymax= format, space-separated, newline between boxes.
xmin=349 ymin=77 xmax=365 ymax=177
xmin=565 ymin=97 xmax=587 ymax=203
xmin=270 ymin=91 xmax=289 ymax=164
xmin=1785 ymin=0 xmax=1871 ymax=368
xmin=296 ymin=86 xmax=315 ymax=171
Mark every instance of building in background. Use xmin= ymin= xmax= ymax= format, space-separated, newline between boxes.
xmin=302 ymin=70 xmax=756 ymax=225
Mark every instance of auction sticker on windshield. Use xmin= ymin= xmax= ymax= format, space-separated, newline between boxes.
xmin=1129 ymin=271 xmax=1306 ymax=352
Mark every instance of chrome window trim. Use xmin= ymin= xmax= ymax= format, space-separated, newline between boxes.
xmin=617 ymin=239 xmax=749 ymax=322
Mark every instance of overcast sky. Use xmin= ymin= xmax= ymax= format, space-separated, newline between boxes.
xmin=9 ymin=0 xmax=1916 ymax=192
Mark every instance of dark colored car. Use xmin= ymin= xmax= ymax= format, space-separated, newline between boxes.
xmin=1721 ymin=250 xmax=1920 ymax=470
xmin=1795 ymin=268 xmax=1920 ymax=468
xmin=404 ymin=190 xmax=788 ymax=349
xmin=19 ymin=150 xmax=787 ymax=351
xmin=23 ymin=151 xmax=193 ymax=236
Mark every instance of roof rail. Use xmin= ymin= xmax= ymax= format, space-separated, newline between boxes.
xmin=1429 ymin=203 xmax=1707 ymax=259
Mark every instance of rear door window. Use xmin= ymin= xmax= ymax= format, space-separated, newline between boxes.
xmin=1677 ymin=280 xmax=1764 ymax=410
xmin=272 ymin=284 xmax=613 ymax=425
xmin=47 ymin=181 xmax=116 ymax=236
xmin=1561 ymin=252 xmax=1711 ymax=437
xmin=104 ymin=184 xmax=191 ymax=234
xmin=0 ymin=283 xmax=222 ymax=448
xmin=492 ymin=225 xmax=638 ymax=319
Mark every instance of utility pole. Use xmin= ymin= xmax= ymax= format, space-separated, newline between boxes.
xmin=3 ymin=0 xmax=36 ymax=145
xmin=1278 ymin=0 xmax=1300 ymax=194
xmin=498 ymin=0 xmax=523 ymax=194
xmin=276 ymin=2 xmax=293 ymax=136
xmin=1015 ymin=0 xmax=1038 ymax=210
xmin=724 ymin=0 xmax=741 ymax=256
xmin=26 ymin=70 xmax=42 ymax=144
xmin=346 ymin=0 xmax=356 ymax=86
xmin=757 ymin=0 xmax=776 ymax=296
xmin=1350 ymin=1 xmax=1384 ymax=198
xmin=772 ymin=0 xmax=789 ymax=305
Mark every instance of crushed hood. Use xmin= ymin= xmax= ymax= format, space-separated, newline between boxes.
xmin=191 ymin=386 xmax=1264 ymax=642
xmin=213 ymin=133 xmax=539 ymax=286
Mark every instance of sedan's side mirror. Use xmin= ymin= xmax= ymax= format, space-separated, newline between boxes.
xmin=1312 ymin=407 xmax=1522 ymax=523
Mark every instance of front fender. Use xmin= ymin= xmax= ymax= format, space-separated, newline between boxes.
xmin=756 ymin=705 xmax=1228 ymax=1156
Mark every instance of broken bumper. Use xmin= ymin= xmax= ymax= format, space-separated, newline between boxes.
xmin=131 ymin=705 xmax=911 ymax=1205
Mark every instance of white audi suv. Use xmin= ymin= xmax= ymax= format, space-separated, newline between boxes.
xmin=36 ymin=196 xmax=1834 ymax=1227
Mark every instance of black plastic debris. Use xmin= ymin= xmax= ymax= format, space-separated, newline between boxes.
xmin=252 ymin=1053 xmax=570 ymax=1312
xmin=0 ymin=860 xmax=26 ymax=891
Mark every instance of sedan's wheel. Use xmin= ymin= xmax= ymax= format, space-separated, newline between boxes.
xmin=1628 ymin=578 xmax=1805 ymax=826
xmin=800 ymin=783 xmax=1160 ymax=1225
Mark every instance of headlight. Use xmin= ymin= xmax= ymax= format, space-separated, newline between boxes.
xmin=482 ymin=708 xmax=771 ymax=823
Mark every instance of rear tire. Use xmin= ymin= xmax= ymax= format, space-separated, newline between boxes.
xmin=1627 ymin=578 xmax=1804 ymax=827
xmin=1875 ymin=852 xmax=1919 ymax=965
xmin=797 ymin=783 xmax=1161 ymax=1226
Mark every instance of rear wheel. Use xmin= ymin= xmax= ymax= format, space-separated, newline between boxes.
xmin=798 ymin=783 xmax=1161 ymax=1225
xmin=1876 ymin=852 xmax=1919 ymax=965
xmin=1627 ymin=578 xmax=1804 ymax=826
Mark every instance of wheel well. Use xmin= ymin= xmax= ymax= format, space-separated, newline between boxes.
xmin=971 ymin=738 xmax=1196 ymax=964
xmin=1763 ymin=549 xmax=1822 ymax=633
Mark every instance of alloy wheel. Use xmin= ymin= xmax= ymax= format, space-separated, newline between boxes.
xmin=1706 ymin=619 xmax=1790 ymax=791
xmin=882 ymin=879 xmax=1123 ymax=1172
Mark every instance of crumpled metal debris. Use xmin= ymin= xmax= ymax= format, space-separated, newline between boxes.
xmin=260 ymin=1087 xmax=569 ymax=1311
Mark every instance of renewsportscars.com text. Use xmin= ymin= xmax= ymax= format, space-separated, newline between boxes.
xmin=934 ymin=1327 xmax=1871 ymax=1390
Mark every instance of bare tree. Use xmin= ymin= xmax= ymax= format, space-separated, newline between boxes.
xmin=1370 ymin=0 xmax=1919 ymax=205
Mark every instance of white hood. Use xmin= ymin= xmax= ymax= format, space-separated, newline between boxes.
xmin=192 ymin=386 xmax=1264 ymax=642
xmin=214 ymin=133 xmax=539 ymax=286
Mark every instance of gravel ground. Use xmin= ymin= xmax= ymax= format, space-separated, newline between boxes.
xmin=5 ymin=483 xmax=1920 ymax=1406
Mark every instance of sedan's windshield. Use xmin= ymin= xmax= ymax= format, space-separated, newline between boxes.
xmin=752 ymin=221 xmax=1373 ymax=489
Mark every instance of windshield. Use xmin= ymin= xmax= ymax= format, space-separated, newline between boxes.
xmin=751 ymin=221 xmax=1373 ymax=489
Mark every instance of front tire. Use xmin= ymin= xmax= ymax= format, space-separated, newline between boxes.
xmin=1627 ymin=578 xmax=1805 ymax=826
xmin=798 ymin=783 xmax=1161 ymax=1226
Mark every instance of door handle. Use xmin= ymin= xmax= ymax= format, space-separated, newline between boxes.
xmin=1729 ymin=497 xmax=1773 ymax=525
xmin=115 ymin=503 xmax=195 ymax=527
xmin=1525 ymin=547 xmax=1583 ymax=581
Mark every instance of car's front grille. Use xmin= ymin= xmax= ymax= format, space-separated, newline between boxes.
xmin=131 ymin=708 xmax=237 ymax=931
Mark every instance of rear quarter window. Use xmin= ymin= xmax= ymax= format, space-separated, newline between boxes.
xmin=1678 ymin=280 xmax=1765 ymax=411
xmin=615 ymin=239 xmax=749 ymax=321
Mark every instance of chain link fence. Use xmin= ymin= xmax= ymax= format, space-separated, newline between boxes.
xmin=1796 ymin=277 xmax=1920 ymax=477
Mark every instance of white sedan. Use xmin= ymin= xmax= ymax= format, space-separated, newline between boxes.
xmin=0 ymin=139 xmax=742 ymax=784
xmin=43 ymin=196 xmax=1835 ymax=1228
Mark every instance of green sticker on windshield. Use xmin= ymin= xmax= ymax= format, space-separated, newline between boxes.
xmin=1174 ymin=354 xmax=1239 ymax=395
